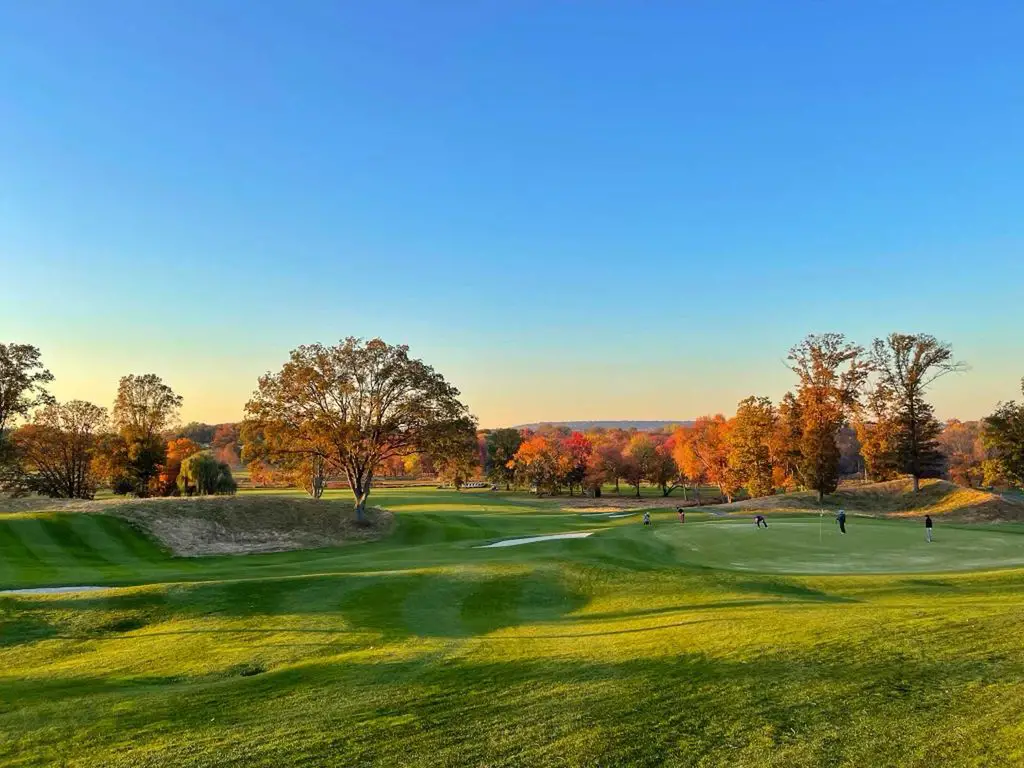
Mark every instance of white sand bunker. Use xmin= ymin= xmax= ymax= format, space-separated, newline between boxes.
xmin=0 ymin=586 xmax=109 ymax=596
xmin=477 ymin=532 xmax=595 ymax=548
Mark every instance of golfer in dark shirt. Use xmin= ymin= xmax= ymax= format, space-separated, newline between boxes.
xmin=754 ymin=514 xmax=768 ymax=529
xmin=925 ymin=514 xmax=933 ymax=542
xmin=837 ymin=509 xmax=846 ymax=534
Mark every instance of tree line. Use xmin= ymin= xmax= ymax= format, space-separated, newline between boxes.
xmin=4 ymin=334 xmax=1024 ymax=513
xmin=0 ymin=346 xmax=237 ymax=499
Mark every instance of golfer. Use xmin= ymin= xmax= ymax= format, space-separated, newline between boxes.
xmin=677 ymin=507 xmax=686 ymax=523
xmin=836 ymin=509 xmax=847 ymax=534
xmin=925 ymin=514 xmax=933 ymax=542
xmin=643 ymin=511 xmax=651 ymax=526
xmin=754 ymin=514 xmax=768 ymax=529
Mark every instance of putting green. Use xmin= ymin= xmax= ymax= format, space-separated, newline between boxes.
xmin=626 ymin=516 xmax=1024 ymax=574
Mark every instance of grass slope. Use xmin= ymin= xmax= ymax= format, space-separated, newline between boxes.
xmin=3 ymin=489 xmax=1024 ymax=766
xmin=719 ymin=479 xmax=1024 ymax=521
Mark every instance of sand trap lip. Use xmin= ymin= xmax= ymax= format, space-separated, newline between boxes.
xmin=0 ymin=586 xmax=110 ymax=596
xmin=476 ymin=532 xmax=595 ymax=548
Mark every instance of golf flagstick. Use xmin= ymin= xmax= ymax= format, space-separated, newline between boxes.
xmin=819 ymin=509 xmax=823 ymax=543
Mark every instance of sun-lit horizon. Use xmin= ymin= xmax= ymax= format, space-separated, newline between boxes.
xmin=4 ymin=2 xmax=1023 ymax=427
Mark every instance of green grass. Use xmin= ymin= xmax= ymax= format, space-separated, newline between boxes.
xmin=3 ymin=488 xmax=1024 ymax=766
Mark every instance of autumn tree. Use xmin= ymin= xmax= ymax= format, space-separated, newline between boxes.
xmin=983 ymin=380 xmax=1024 ymax=488
xmin=211 ymin=423 xmax=242 ymax=467
xmin=728 ymin=396 xmax=776 ymax=498
xmin=684 ymin=415 xmax=738 ymax=502
xmin=157 ymin=437 xmax=202 ymax=495
xmin=649 ymin=439 xmax=682 ymax=496
xmin=560 ymin=432 xmax=592 ymax=496
xmin=177 ymin=453 xmax=237 ymax=496
xmin=584 ymin=434 xmax=627 ymax=497
xmin=854 ymin=381 xmax=902 ymax=482
xmin=485 ymin=428 xmax=523 ymax=490
xmin=938 ymin=420 xmax=987 ymax=487
xmin=510 ymin=434 xmax=560 ymax=496
xmin=623 ymin=434 xmax=657 ymax=498
xmin=13 ymin=400 xmax=107 ymax=499
xmin=111 ymin=374 xmax=183 ymax=496
xmin=788 ymin=334 xmax=870 ymax=502
xmin=0 ymin=343 xmax=55 ymax=487
xmin=671 ymin=426 xmax=705 ymax=502
xmin=244 ymin=338 xmax=474 ymax=520
xmin=430 ymin=419 xmax=481 ymax=490
xmin=870 ymin=333 xmax=964 ymax=491
xmin=770 ymin=393 xmax=803 ymax=491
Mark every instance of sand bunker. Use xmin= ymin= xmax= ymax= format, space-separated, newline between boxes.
xmin=0 ymin=586 xmax=109 ymax=596
xmin=476 ymin=532 xmax=595 ymax=548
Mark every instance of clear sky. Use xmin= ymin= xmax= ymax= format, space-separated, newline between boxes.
xmin=2 ymin=1 xmax=1022 ymax=427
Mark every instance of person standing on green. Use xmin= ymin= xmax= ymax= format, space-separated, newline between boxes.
xmin=836 ymin=509 xmax=847 ymax=534
xmin=925 ymin=514 xmax=933 ymax=542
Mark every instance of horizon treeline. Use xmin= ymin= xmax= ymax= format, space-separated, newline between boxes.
xmin=3 ymin=332 xmax=1024 ymax=501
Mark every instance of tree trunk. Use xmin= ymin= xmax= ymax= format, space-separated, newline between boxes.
xmin=594 ymin=486 xmax=601 ymax=498
xmin=912 ymin=474 xmax=920 ymax=493
xmin=635 ymin=484 xmax=641 ymax=499
xmin=818 ymin=488 xmax=824 ymax=503
xmin=614 ymin=478 xmax=620 ymax=494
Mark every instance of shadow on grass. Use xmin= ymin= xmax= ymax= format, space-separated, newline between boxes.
xmin=732 ymin=579 xmax=860 ymax=603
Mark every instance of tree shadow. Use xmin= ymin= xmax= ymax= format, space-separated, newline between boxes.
xmin=732 ymin=579 xmax=860 ymax=603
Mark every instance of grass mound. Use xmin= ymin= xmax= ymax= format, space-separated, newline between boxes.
xmin=108 ymin=496 xmax=394 ymax=556
xmin=718 ymin=479 xmax=1024 ymax=521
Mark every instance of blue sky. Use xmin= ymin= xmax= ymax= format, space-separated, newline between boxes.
xmin=2 ymin=1 xmax=1022 ymax=426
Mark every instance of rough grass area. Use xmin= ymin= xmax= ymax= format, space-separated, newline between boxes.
xmin=110 ymin=496 xmax=394 ymax=556
xmin=718 ymin=479 xmax=1024 ymax=521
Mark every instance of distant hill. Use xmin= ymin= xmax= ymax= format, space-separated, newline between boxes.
xmin=511 ymin=420 xmax=693 ymax=432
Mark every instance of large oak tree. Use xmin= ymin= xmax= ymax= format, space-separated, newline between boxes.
xmin=245 ymin=338 xmax=475 ymax=519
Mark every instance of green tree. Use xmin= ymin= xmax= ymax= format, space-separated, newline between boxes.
xmin=245 ymin=338 xmax=474 ymax=520
xmin=177 ymin=453 xmax=237 ymax=496
xmin=729 ymin=396 xmax=776 ymax=498
xmin=983 ymin=380 xmax=1024 ymax=488
xmin=485 ymin=428 xmax=523 ymax=489
xmin=788 ymin=334 xmax=870 ymax=502
xmin=870 ymin=333 xmax=965 ymax=491
xmin=0 ymin=343 xmax=55 ymax=488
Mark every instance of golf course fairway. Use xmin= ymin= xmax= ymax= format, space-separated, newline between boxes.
xmin=3 ymin=489 xmax=1024 ymax=767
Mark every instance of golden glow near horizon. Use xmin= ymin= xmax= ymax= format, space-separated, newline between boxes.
xmin=33 ymin=342 xmax=1021 ymax=429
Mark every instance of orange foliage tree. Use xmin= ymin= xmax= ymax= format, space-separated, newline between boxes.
xmin=157 ymin=437 xmax=202 ymax=495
